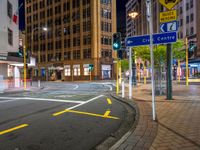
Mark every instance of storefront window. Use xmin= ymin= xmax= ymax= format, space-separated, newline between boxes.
xmin=74 ymin=68 xmax=80 ymax=76
xmin=84 ymin=67 xmax=89 ymax=76
xmin=65 ymin=68 xmax=71 ymax=76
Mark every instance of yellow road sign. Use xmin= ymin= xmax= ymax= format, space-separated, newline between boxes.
xmin=160 ymin=10 xmax=177 ymax=23
xmin=159 ymin=0 xmax=180 ymax=10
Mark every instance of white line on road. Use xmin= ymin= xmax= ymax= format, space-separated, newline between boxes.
xmin=0 ymin=99 xmax=20 ymax=103
xmin=64 ymin=95 xmax=104 ymax=111
xmin=0 ymin=97 xmax=84 ymax=104
xmin=73 ymin=84 xmax=79 ymax=90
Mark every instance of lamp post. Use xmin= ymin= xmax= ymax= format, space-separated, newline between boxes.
xmin=128 ymin=11 xmax=138 ymax=99
xmin=30 ymin=27 xmax=48 ymax=83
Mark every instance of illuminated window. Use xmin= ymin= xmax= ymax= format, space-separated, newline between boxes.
xmin=73 ymin=67 xmax=80 ymax=76
xmin=64 ymin=68 xmax=71 ymax=76
xmin=84 ymin=67 xmax=89 ymax=76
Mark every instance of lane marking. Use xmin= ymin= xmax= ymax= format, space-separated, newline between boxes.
xmin=73 ymin=84 xmax=79 ymax=90
xmin=103 ymin=110 xmax=111 ymax=117
xmin=0 ymin=97 xmax=84 ymax=104
xmin=53 ymin=95 xmax=104 ymax=116
xmin=0 ymin=124 xmax=29 ymax=135
xmin=0 ymin=99 xmax=20 ymax=103
xmin=22 ymin=97 xmax=84 ymax=104
xmin=90 ymin=82 xmax=113 ymax=91
xmin=107 ymin=98 xmax=112 ymax=105
xmin=55 ymin=109 xmax=119 ymax=120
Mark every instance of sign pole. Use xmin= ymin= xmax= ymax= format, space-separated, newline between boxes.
xmin=129 ymin=47 xmax=132 ymax=99
xmin=166 ymin=44 xmax=173 ymax=100
xmin=147 ymin=0 xmax=156 ymax=121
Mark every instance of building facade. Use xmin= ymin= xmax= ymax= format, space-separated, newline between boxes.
xmin=25 ymin=0 xmax=117 ymax=81
xmin=126 ymin=0 xmax=161 ymax=37
xmin=0 ymin=0 xmax=21 ymax=90
xmin=176 ymin=0 xmax=200 ymax=76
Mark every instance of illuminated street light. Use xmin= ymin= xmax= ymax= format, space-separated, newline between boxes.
xmin=128 ymin=11 xmax=139 ymax=19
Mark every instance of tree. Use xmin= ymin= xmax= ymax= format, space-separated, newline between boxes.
xmin=172 ymin=39 xmax=185 ymax=61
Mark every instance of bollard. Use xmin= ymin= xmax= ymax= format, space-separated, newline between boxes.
xmin=38 ymin=80 xmax=40 ymax=88
xmin=122 ymin=80 xmax=125 ymax=98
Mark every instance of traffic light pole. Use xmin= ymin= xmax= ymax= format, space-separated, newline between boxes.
xmin=23 ymin=45 xmax=27 ymax=90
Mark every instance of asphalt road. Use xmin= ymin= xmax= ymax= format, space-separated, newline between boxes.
xmin=0 ymin=82 xmax=134 ymax=150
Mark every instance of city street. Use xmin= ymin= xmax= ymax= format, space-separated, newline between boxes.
xmin=0 ymin=82 xmax=135 ymax=150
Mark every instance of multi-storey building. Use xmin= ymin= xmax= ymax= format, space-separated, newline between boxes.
xmin=126 ymin=0 xmax=161 ymax=37
xmin=176 ymin=0 xmax=200 ymax=76
xmin=0 ymin=0 xmax=21 ymax=90
xmin=25 ymin=0 xmax=116 ymax=81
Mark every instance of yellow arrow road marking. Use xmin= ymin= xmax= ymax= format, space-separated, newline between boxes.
xmin=0 ymin=124 xmax=29 ymax=136
xmin=53 ymin=109 xmax=119 ymax=120
xmin=107 ymin=98 xmax=112 ymax=105
xmin=103 ymin=110 xmax=111 ymax=117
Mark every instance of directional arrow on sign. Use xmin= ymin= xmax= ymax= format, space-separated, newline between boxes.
xmin=160 ymin=21 xmax=178 ymax=33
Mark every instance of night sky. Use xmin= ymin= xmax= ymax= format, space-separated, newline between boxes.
xmin=19 ymin=0 xmax=128 ymax=31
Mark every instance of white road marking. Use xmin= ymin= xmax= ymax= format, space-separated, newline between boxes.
xmin=0 ymin=97 xmax=84 ymax=104
xmin=73 ymin=84 xmax=79 ymax=90
xmin=0 ymin=99 xmax=20 ymax=103
xmin=64 ymin=95 xmax=104 ymax=111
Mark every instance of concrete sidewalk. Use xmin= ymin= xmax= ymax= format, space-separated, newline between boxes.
xmin=127 ymin=84 xmax=200 ymax=150
xmin=116 ymin=83 xmax=200 ymax=150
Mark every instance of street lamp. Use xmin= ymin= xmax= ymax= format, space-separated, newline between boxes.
xmin=128 ymin=11 xmax=138 ymax=99
xmin=27 ymin=26 xmax=48 ymax=87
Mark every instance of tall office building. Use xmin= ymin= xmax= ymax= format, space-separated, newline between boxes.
xmin=25 ymin=0 xmax=116 ymax=81
xmin=126 ymin=0 xmax=161 ymax=37
xmin=176 ymin=0 xmax=200 ymax=58
xmin=176 ymin=0 xmax=200 ymax=75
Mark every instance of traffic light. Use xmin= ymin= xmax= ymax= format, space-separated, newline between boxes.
xmin=112 ymin=32 xmax=121 ymax=50
xmin=18 ymin=46 xmax=24 ymax=57
xmin=89 ymin=64 xmax=94 ymax=71
xmin=188 ymin=41 xmax=197 ymax=58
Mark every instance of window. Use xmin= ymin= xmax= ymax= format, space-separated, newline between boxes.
xmin=64 ymin=39 xmax=71 ymax=48
xmin=83 ymin=35 xmax=91 ymax=45
xmin=186 ymin=16 xmax=189 ymax=24
xmin=190 ymin=27 xmax=194 ymax=35
xmin=64 ymin=66 xmax=71 ymax=76
xmin=83 ymin=0 xmax=90 ymax=5
xmin=83 ymin=21 xmax=91 ymax=32
xmin=55 ymin=5 xmax=61 ymax=14
xmin=73 ymin=67 xmax=80 ymax=76
xmin=83 ymin=49 xmax=91 ymax=59
xmin=64 ymin=51 xmax=71 ymax=60
xmin=84 ymin=67 xmax=89 ymax=76
xmin=63 ymin=2 xmax=70 ymax=11
xmin=8 ymin=28 xmax=13 ymax=46
xmin=7 ymin=1 xmax=12 ymax=19
xmin=73 ymin=50 xmax=80 ymax=60
xmin=73 ymin=37 xmax=80 ymax=46
xmin=190 ymin=0 xmax=193 ymax=8
xmin=190 ymin=13 xmax=194 ymax=22
xmin=73 ymin=24 xmax=80 ymax=33
xmin=186 ymin=3 xmax=189 ymax=11
xmin=73 ymin=0 xmax=80 ymax=8
xmin=83 ymin=8 xmax=90 ymax=18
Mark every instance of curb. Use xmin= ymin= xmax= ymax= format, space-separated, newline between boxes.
xmin=109 ymin=94 xmax=140 ymax=150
